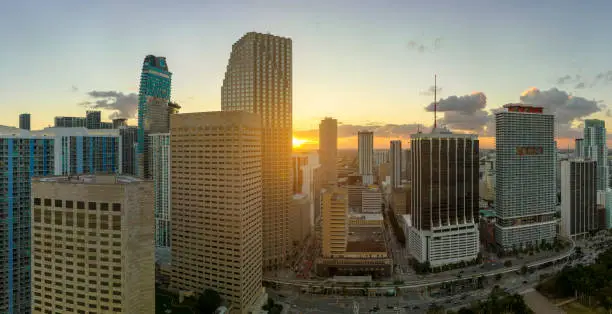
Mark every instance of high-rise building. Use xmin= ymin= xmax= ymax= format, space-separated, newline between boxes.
xmin=112 ymin=118 xmax=128 ymax=129
xmin=0 ymin=134 xmax=54 ymax=314
xmin=291 ymin=153 xmax=309 ymax=194
xmin=319 ymin=117 xmax=338 ymax=186
xmin=409 ymin=127 xmax=480 ymax=267
xmin=401 ymin=149 xmax=411 ymax=180
xmin=150 ymin=133 xmax=171 ymax=264
xmin=321 ymin=188 xmax=348 ymax=258
xmin=54 ymin=116 xmax=86 ymax=128
xmin=99 ymin=121 xmax=113 ymax=129
xmin=137 ymin=55 xmax=172 ymax=179
xmin=18 ymin=113 xmax=30 ymax=131
xmin=170 ymin=112 xmax=265 ymax=312
xmin=574 ymin=138 xmax=584 ymax=158
xmin=373 ymin=149 xmax=389 ymax=167
xmin=390 ymin=140 xmax=402 ymax=188
xmin=583 ymin=119 xmax=608 ymax=191
xmin=290 ymin=194 xmax=312 ymax=246
xmin=358 ymin=131 xmax=374 ymax=185
xmin=362 ymin=186 xmax=382 ymax=213
xmin=560 ymin=159 xmax=597 ymax=238
xmin=31 ymin=175 xmax=155 ymax=313
xmin=85 ymin=110 xmax=101 ymax=129
xmin=495 ymin=104 xmax=556 ymax=250
xmin=119 ymin=126 xmax=138 ymax=175
xmin=221 ymin=32 xmax=292 ymax=269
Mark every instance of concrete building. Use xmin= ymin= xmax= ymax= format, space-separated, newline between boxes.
xmin=409 ymin=127 xmax=480 ymax=267
xmin=137 ymin=55 xmax=172 ymax=179
xmin=390 ymin=140 xmax=402 ymax=188
xmin=221 ymin=32 xmax=292 ymax=270
xmin=31 ymin=175 xmax=155 ymax=313
xmin=373 ymin=149 xmax=389 ymax=167
xmin=575 ymin=138 xmax=584 ymax=158
xmin=291 ymin=153 xmax=309 ymax=194
xmin=347 ymin=184 xmax=365 ymax=210
xmin=112 ymin=118 xmax=128 ymax=129
xmin=0 ymin=133 xmax=54 ymax=313
xmin=54 ymin=116 xmax=86 ymax=128
xmin=150 ymin=133 xmax=171 ymax=264
xmin=85 ymin=110 xmax=102 ymax=129
xmin=390 ymin=187 xmax=409 ymax=215
xmin=560 ymin=159 xmax=597 ymax=238
xmin=18 ymin=113 xmax=30 ymax=131
xmin=298 ymin=152 xmax=321 ymax=225
xmin=583 ymin=119 xmax=608 ymax=191
xmin=321 ymin=188 xmax=349 ymax=258
xmin=401 ymin=149 xmax=411 ymax=181
xmin=607 ymin=189 xmax=612 ymax=229
xmin=495 ymin=104 xmax=556 ymax=250
xmin=377 ymin=162 xmax=391 ymax=185
xmin=358 ymin=131 xmax=374 ymax=185
xmin=170 ymin=112 xmax=265 ymax=313
xmin=319 ymin=117 xmax=338 ymax=186
xmin=361 ymin=186 xmax=382 ymax=213
xmin=290 ymin=194 xmax=312 ymax=246
xmin=118 ymin=126 xmax=138 ymax=175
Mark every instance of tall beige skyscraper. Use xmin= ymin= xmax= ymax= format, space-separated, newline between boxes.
xmin=170 ymin=112 xmax=265 ymax=313
xmin=221 ymin=32 xmax=292 ymax=269
xmin=358 ymin=131 xmax=374 ymax=185
xmin=319 ymin=117 xmax=338 ymax=186
xmin=321 ymin=187 xmax=348 ymax=258
xmin=31 ymin=175 xmax=154 ymax=314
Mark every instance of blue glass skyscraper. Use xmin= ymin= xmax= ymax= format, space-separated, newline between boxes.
xmin=0 ymin=135 xmax=54 ymax=314
xmin=137 ymin=55 xmax=172 ymax=178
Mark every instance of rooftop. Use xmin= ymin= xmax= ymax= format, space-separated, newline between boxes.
xmin=349 ymin=213 xmax=383 ymax=221
xmin=34 ymin=175 xmax=145 ymax=185
xmin=346 ymin=226 xmax=386 ymax=253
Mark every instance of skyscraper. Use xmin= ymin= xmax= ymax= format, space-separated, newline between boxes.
xmin=583 ymin=119 xmax=608 ymax=191
xmin=85 ymin=110 xmax=101 ymax=129
xmin=112 ymin=118 xmax=128 ymax=129
xmin=170 ymin=112 xmax=265 ymax=312
xmin=319 ymin=117 xmax=338 ymax=186
xmin=321 ymin=187 xmax=348 ymax=258
xmin=0 ymin=134 xmax=54 ymax=314
xmin=18 ymin=113 xmax=30 ymax=131
xmin=291 ymin=153 xmax=309 ymax=194
xmin=221 ymin=32 xmax=292 ymax=269
xmin=560 ymin=159 xmax=597 ymax=238
xmin=137 ymin=55 xmax=172 ymax=179
xmin=150 ymin=133 xmax=171 ymax=264
xmin=495 ymin=104 xmax=556 ymax=251
xmin=54 ymin=116 xmax=86 ymax=128
xmin=574 ymin=138 xmax=584 ymax=158
xmin=31 ymin=175 xmax=155 ymax=313
xmin=358 ymin=131 xmax=374 ymax=185
xmin=408 ymin=127 xmax=480 ymax=267
xmin=390 ymin=140 xmax=402 ymax=188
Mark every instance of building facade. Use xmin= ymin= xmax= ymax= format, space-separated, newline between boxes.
xmin=321 ymin=188 xmax=348 ymax=258
xmin=54 ymin=116 xmax=86 ymax=128
xmin=137 ymin=55 xmax=172 ymax=179
xmin=495 ymin=104 xmax=556 ymax=250
xmin=85 ymin=110 xmax=101 ymax=129
xmin=361 ymin=186 xmax=382 ymax=213
xmin=290 ymin=194 xmax=312 ymax=246
xmin=31 ymin=175 xmax=155 ymax=313
xmin=170 ymin=112 xmax=264 ymax=313
xmin=149 ymin=133 xmax=171 ymax=264
xmin=0 ymin=135 xmax=54 ymax=314
xmin=119 ymin=126 xmax=137 ymax=175
xmin=409 ymin=128 xmax=480 ymax=267
xmin=583 ymin=119 xmax=608 ymax=191
xmin=560 ymin=159 xmax=597 ymax=238
xmin=221 ymin=32 xmax=292 ymax=270
xmin=19 ymin=113 xmax=30 ymax=131
xmin=390 ymin=140 xmax=402 ymax=188
xmin=291 ymin=153 xmax=309 ymax=194
xmin=575 ymin=138 xmax=584 ymax=158
xmin=358 ymin=131 xmax=374 ymax=185
xmin=319 ymin=117 xmax=338 ymax=186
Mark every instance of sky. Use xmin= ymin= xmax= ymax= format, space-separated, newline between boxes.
xmin=2 ymin=0 xmax=612 ymax=149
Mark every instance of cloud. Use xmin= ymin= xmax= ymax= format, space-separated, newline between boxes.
xmin=420 ymin=85 xmax=443 ymax=96
xmin=519 ymin=87 xmax=604 ymax=137
xmin=80 ymin=91 xmax=138 ymax=119
xmin=557 ymin=71 xmax=612 ymax=89
xmin=556 ymin=75 xmax=573 ymax=84
xmin=71 ymin=85 xmax=79 ymax=92
xmin=425 ymin=92 xmax=487 ymax=114
xmin=407 ymin=37 xmax=442 ymax=53
xmin=294 ymin=123 xmax=426 ymax=140
xmin=574 ymin=82 xmax=586 ymax=89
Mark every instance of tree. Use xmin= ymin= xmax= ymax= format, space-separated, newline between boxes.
xmin=504 ymin=260 xmax=512 ymax=267
xmin=426 ymin=304 xmax=446 ymax=314
xmin=196 ymin=288 xmax=222 ymax=314
xmin=520 ymin=265 xmax=528 ymax=275
xmin=495 ymin=273 xmax=502 ymax=281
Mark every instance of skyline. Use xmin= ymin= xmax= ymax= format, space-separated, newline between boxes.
xmin=2 ymin=0 xmax=612 ymax=149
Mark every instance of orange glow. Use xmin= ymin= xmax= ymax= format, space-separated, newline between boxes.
xmin=521 ymin=87 xmax=539 ymax=96
xmin=292 ymin=137 xmax=309 ymax=148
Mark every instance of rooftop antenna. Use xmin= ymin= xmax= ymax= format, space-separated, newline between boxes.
xmin=433 ymin=74 xmax=438 ymax=129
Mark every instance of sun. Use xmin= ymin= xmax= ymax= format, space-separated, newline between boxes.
xmin=292 ymin=137 xmax=308 ymax=148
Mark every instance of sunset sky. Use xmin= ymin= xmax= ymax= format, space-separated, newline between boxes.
xmin=2 ymin=0 xmax=612 ymax=149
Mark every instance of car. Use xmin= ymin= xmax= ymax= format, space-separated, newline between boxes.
xmin=387 ymin=305 xmax=394 ymax=309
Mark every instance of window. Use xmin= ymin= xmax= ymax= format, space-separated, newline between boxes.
xmin=54 ymin=200 xmax=62 ymax=208
xmin=65 ymin=200 xmax=73 ymax=209
xmin=34 ymin=198 xmax=41 ymax=205
xmin=100 ymin=203 xmax=109 ymax=211
xmin=77 ymin=201 xmax=85 ymax=209
xmin=88 ymin=202 xmax=96 ymax=210
xmin=112 ymin=203 xmax=121 ymax=212
xmin=44 ymin=199 xmax=51 ymax=206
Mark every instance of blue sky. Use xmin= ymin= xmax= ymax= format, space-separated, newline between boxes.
xmin=1 ymin=0 xmax=611 ymax=136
